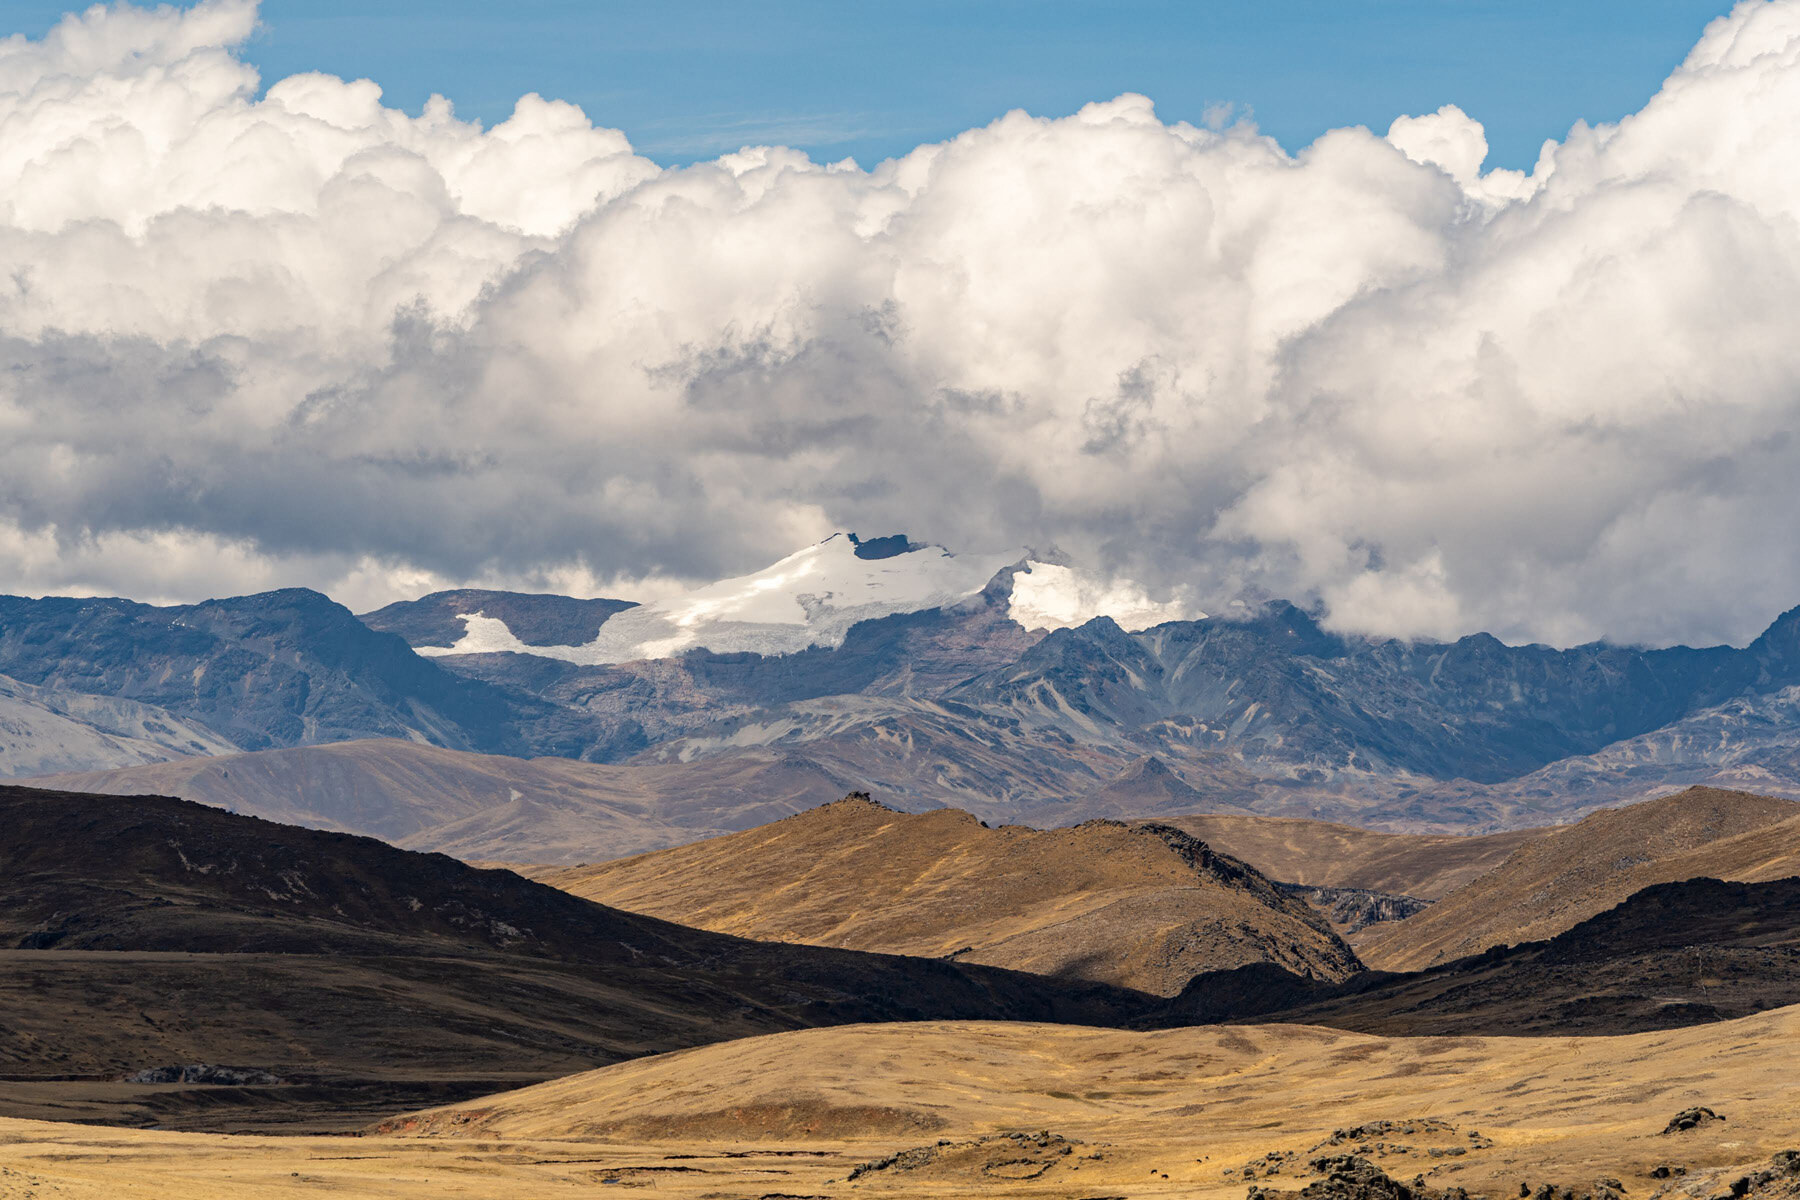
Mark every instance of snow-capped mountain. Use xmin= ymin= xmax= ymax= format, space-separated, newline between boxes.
xmin=401 ymin=534 xmax=1194 ymax=664
xmin=413 ymin=533 xmax=1017 ymax=662
xmin=20 ymin=549 xmax=1800 ymax=844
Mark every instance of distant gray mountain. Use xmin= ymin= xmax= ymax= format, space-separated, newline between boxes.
xmin=0 ymin=589 xmax=547 ymax=755
xmin=943 ymin=600 xmax=1800 ymax=784
xmin=14 ymin=549 xmax=1800 ymax=841
xmin=360 ymin=589 xmax=638 ymax=650
xmin=0 ymin=672 xmax=239 ymax=778
xmin=599 ymin=598 xmax=1800 ymax=830
xmin=33 ymin=738 xmax=853 ymax=863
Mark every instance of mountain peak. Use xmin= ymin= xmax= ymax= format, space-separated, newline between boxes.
xmin=846 ymin=532 xmax=923 ymax=560
xmin=817 ymin=790 xmax=904 ymax=815
xmin=1118 ymin=754 xmax=1177 ymax=781
xmin=412 ymin=535 xmax=1023 ymax=664
xmin=1212 ymin=599 xmax=1346 ymax=657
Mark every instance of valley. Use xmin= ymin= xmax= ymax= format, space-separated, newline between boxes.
xmin=10 ymin=1 xmax=1800 ymax=1195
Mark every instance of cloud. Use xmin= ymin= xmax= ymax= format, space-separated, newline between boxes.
xmin=3 ymin=0 xmax=1800 ymax=648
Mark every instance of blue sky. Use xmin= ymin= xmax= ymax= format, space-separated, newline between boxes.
xmin=18 ymin=0 xmax=1742 ymax=169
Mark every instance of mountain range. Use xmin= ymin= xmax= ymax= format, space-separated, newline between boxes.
xmin=12 ymin=533 xmax=1800 ymax=846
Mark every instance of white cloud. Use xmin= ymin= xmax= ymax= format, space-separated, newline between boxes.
xmin=1008 ymin=562 xmax=1201 ymax=633
xmin=3 ymin=0 xmax=1800 ymax=649
xmin=1385 ymin=104 xmax=1549 ymax=206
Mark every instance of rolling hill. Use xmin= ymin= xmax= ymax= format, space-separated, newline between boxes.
xmin=0 ymin=783 xmax=1159 ymax=1131
xmin=1360 ymin=786 xmax=1800 ymax=970
xmin=531 ymin=793 xmax=1361 ymax=996
xmin=389 ymin=1009 xmax=1800 ymax=1165
xmin=7 ymin=778 xmax=1800 ymax=1136
xmin=1157 ymin=812 xmax=1544 ymax=899
xmin=11 ymin=1005 xmax=1800 ymax=1198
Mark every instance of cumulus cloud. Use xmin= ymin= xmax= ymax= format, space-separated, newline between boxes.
xmin=1008 ymin=562 xmax=1201 ymax=633
xmin=3 ymin=0 xmax=1800 ymax=647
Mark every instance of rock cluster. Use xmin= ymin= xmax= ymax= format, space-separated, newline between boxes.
xmin=1715 ymin=1150 xmax=1800 ymax=1200
xmin=847 ymin=1130 xmax=1085 ymax=1182
xmin=127 ymin=1064 xmax=281 ymax=1085
xmin=1246 ymin=1154 xmax=1475 ymax=1200
xmin=1663 ymin=1108 xmax=1727 ymax=1135
xmin=1517 ymin=1179 xmax=1626 ymax=1200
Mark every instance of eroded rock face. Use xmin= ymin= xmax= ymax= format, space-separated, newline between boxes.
xmin=127 ymin=1064 xmax=281 ymax=1085
xmin=1650 ymin=1150 xmax=1800 ymax=1200
xmin=848 ymin=1131 xmax=1087 ymax=1183
xmin=1519 ymin=1181 xmax=1626 ymax=1200
xmin=1752 ymin=1152 xmax=1800 ymax=1199
xmin=1246 ymin=1153 xmax=1476 ymax=1200
xmin=1662 ymin=1108 xmax=1726 ymax=1135
xmin=1279 ymin=884 xmax=1433 ymax=934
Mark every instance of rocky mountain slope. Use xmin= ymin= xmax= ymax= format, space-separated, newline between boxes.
xmin=533 ymin=793 xmax=1361 ymax=995
xmin=345 ymin=537 xmax=1800 ymax=823
xmin=390 ymin=534 xmax=1028 ymax=663
xmin=1359 ymin=786 xmax=1800 ymax=970
xmin=32 ymin=738 xmax=852 ymax=862
xmin=946 ymin=600 xmax=1800 ymax=784
xmin=0 ymin=672 xmax=239 ymax=777
xmin=360 ymin=589 xmax=638 ymax=650
xmin=0 ymin=589 xmax=540 ymax=754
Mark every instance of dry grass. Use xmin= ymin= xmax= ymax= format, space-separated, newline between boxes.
xmin=7 ymin=1007 xmax=1798 ymax=1198
xmin=1157 ymin=813 xmax=1545 ymax=899
xmin=532 ymin=795 xmax=1358 ymax=995
xmin=1362 ymin=787 xmax=1800 ymax=970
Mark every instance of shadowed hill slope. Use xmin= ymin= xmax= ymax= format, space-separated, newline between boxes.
xmin=533 ymin=794 xmax=1361 ymax=996
xmin=1224 ymin=874 xmax=1800 ymax=1037
xmin=1360 ymin=786 xmax=1800 ymax=970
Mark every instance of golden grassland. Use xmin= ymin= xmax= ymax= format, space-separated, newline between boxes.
xmin=4 ymin=1006 xmax=1797 ymax=1199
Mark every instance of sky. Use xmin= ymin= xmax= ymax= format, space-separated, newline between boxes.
xmin=5 ymin=0 xmax=1800 ymax=651
xmin=11 ymin=0 xmax=1741 ymax=168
